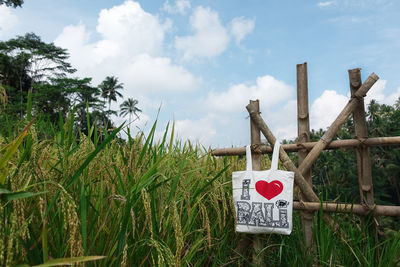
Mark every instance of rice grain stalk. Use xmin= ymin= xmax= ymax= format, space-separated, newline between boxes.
xmin=56 ymin=184 xmax=83 ymax=260
xmin=200 ymin=204 xmax=212 ymax=249
xmin=120 ymin=234 xmax=129 ymax=267
xmin=209 ymin=186 xmax=222 ymax=231
xmin=141 ymin=188 xmax=153 ymax=238
xmin=170 ymin=200 xmax=184 ymax=267
xmin=0 ymin=205 xmax=5 ymax=265
xmin=219 ymin=183 xmax=229 ymax=228
xmin=2 ymin=210 xmax=20 ymax=267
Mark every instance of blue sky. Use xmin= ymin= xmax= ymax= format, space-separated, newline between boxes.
xmin=1 ymin=0 xmax=399 ymax=147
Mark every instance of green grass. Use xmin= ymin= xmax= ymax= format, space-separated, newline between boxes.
xmin=0 ymin=117 xmax=399 ymax=266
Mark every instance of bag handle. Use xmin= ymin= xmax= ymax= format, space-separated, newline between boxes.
xmin=270 ymin=142 xmax=280 ymax=171
xmin=246 ymin=145 xmax=252 ymax=171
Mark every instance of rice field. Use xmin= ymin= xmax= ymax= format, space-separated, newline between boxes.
xmin=1 ymin=116 xmax=399 ymax=266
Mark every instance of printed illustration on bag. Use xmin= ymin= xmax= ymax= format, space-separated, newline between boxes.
xmin=232 ymin=142 xmax=294 ymax=234
xmin=236 ymin=178 xmax=289 ymax=228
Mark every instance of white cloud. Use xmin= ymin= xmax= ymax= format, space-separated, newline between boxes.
xmin=310 ymin=90 xmax=348 ymax=131
xmin=306 ymin=81 xmax=400 ymax=132
xmin=365 ymin=79 xmax=386 ymax=104
xmin=174 ymin=116 xmax=216 ymax=145
xmin=266 ymin=100 xmax=298 ymax=140
xmin=175 ymin=6 xmax=230 ymax=60
xmin=54 ymin=1 xmax=198 ymax=95
xmin=230 ymin=17 xmax=255 ymax=45
xmin=317 ymin=1 xmax=336 ymax=7
xmin=205 ymin=75 xmax=293 ymax=113
xmin=163 ymin=0 xmax=191 ymax=14
xmin=0 ymin=5 xmax=18 ymax=37
xmin=365 ymin=80 xmax=400 ymax=106
xmin=96 ymin=1 xmax=165 ymax=57
xmin=55 ymin=22 xmax=96 ymax=73
xmin=118 ymin=53 xmax=199 ymax=93
xmin=386 ymin=87 xmax=400 ymax=105
xmin=155 ymin=114 xmax=217 ymax=146
xmin=202 ymin=75 xmax=296 ymax=142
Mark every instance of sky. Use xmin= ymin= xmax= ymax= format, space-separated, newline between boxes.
xmin=1 ymin=0 xmax=400 ymax=148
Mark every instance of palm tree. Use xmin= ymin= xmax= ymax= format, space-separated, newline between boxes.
xmin=120 ymin=98 xmax=142 ymax=124
xmin=99 ymin=76 xmax=124 ymax=112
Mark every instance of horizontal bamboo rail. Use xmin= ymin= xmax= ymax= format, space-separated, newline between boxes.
xmin=293 ymin=202 xmax=400 ymax=216
xmin=211 ymin=136 xmax=400 ymax=156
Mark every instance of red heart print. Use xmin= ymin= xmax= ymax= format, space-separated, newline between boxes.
xmin=255 ymin=180 xmax=283 ymax=200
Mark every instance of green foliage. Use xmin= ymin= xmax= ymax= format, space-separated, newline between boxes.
xmin=99 ymin=76 xmax=123 ymax=110
xmin=0 ymin=115 xmax=399 ymax=266
xmin=120 ymin=98 xmax=142 ymax=123
xmin=0 ymin=119 xmax=33 ymax=184
xmin=310 ymin=99 xmax=400 ymax=207
xmin=0 ymin=33 xmax=75 ymax=84
xmin=0 ymin=0 xmax=23 ymax=7
xmin=0 ymin=33 xmax=76 ymax=119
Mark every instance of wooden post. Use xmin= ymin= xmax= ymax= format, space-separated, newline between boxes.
xmin=297 ymin=63 xmax=313 ymax=248
xmin=250 ymin=100 xmax=264 ymax=267
xmin=297 ymin=73 xmax=379 ymax=176
xmin=349 ymin=68 xmax=375 ymax=207
xmin=250 ymin=100 xmax=262 ymax=171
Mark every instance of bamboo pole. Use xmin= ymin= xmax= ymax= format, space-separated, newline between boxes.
xmin=297 ymin=73 xmax=379 ymax=176
xmin=297 ymin=63 xmax=313 ymax=248
xmin=349 ymin=68 xmax=375 ymax=207
xmin=293 ymin=202 xmax=400 ymax=216
xmin=250 ymin=100 xmax=262 ymax=172
xmin=211 ymin=136 xmax=400 ymax=156
xmin=250 ymin=100 xmax=264 ymax=267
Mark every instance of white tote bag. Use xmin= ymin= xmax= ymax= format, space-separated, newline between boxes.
xmin=232 ymin=142 xmax=294 ymax=235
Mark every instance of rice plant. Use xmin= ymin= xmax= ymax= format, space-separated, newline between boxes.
xmin=0 ymin=115 xmax=399 ymax=266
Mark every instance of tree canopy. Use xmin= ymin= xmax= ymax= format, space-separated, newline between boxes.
xmin=0 ymin=0 xmax=23 ymax=7
xmin=120 ymin=98 xmax=142 ymax=123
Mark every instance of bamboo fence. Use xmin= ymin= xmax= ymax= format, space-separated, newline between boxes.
xmin=214 ymin=64 xmax=400 ymax=260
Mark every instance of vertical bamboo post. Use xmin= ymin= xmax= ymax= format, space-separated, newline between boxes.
xmin=297 ymin=63 xmax=313 ymax=248
xmin=349 ymin=68 xmax=375 ymax=207
xmin=250 ymin=100 xmax=262 ymax=171
xmin=250 ymin=100 xmax=264 ymax=267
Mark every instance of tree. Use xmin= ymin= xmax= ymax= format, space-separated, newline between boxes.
xmin=0 ymin=82 xmax=7 ymax=112
xmin=0 ymin=0 xmax=23 ymax=7
xmin=99 ymin=76 xmax=124 ymax=112
xmin=54 ymin=77 xmax=108 ymax=133
xmin=0 ymin=33 xmax=75 ymax=118
xmin=1 ymin=33 xmax=75 ymax=91
xmin=120 ymin=98 xmax=142 ymax=124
